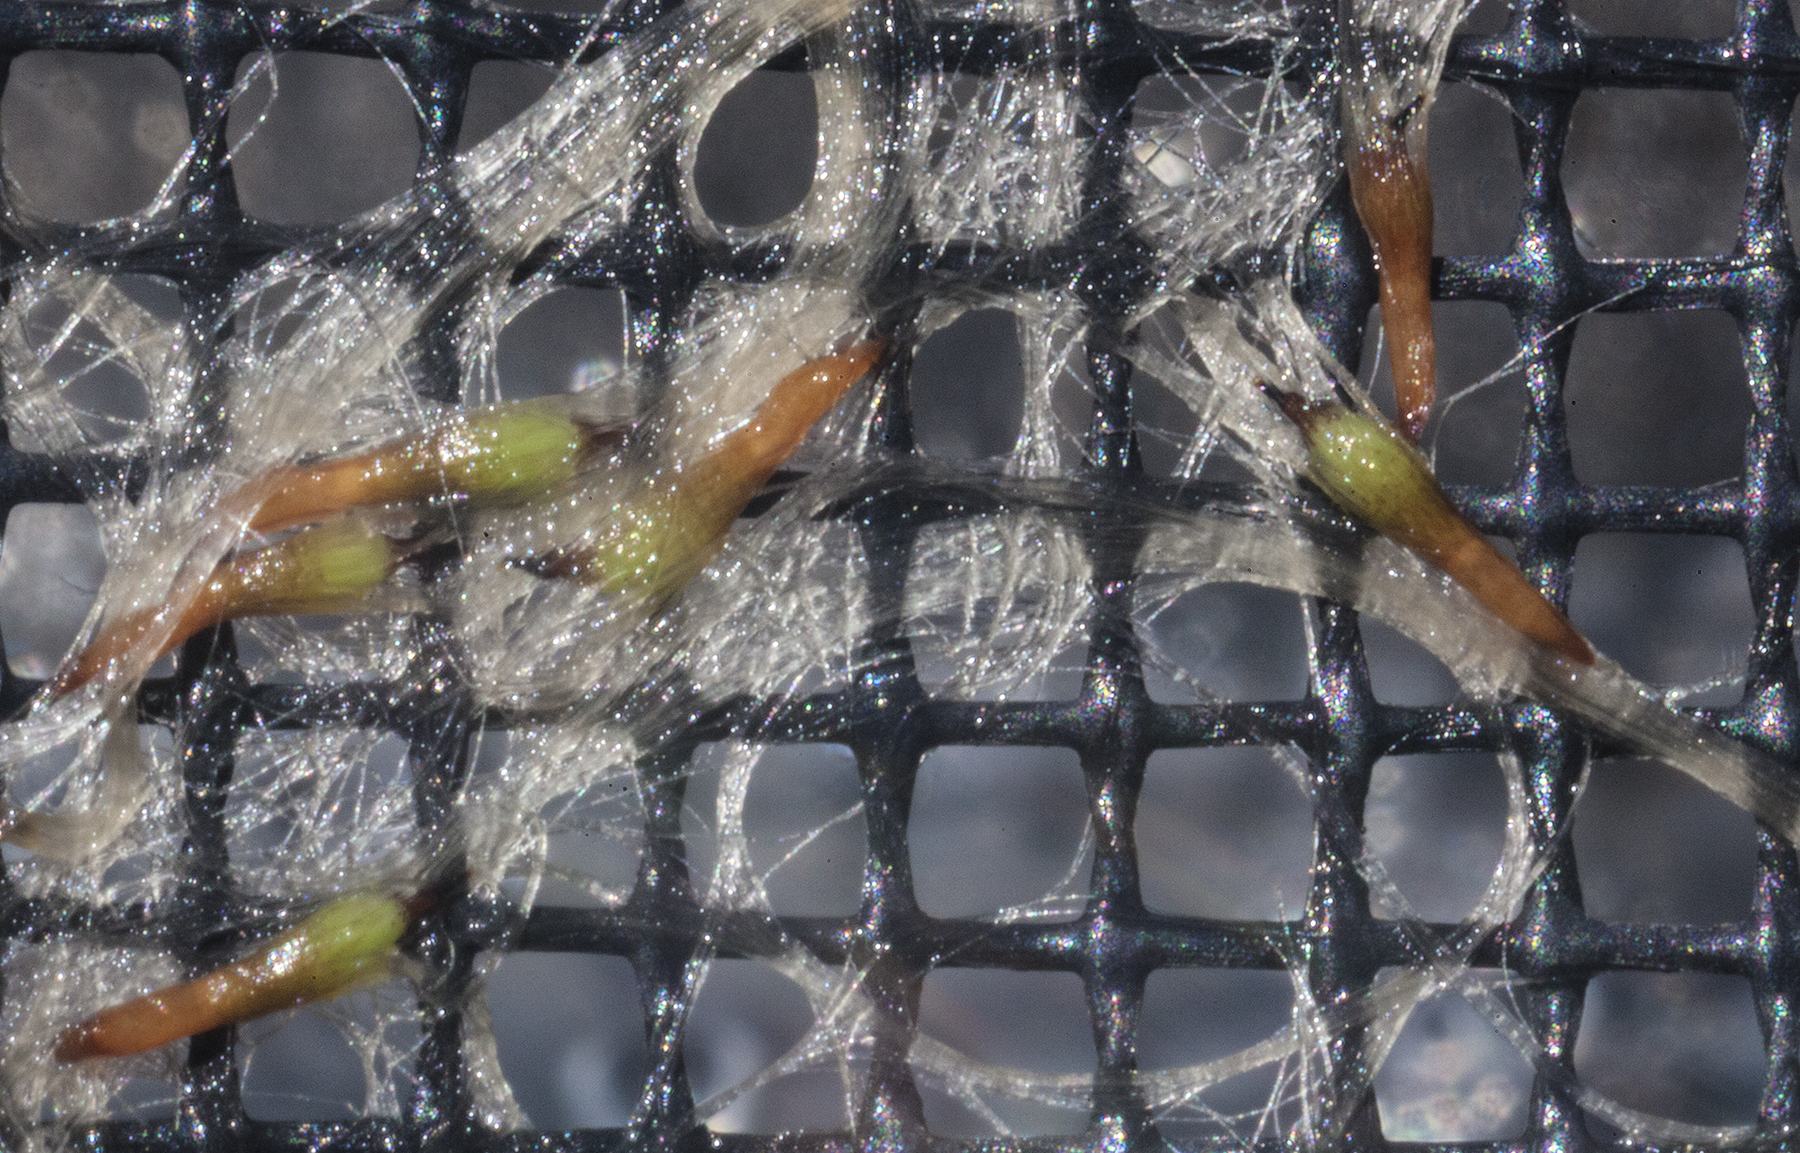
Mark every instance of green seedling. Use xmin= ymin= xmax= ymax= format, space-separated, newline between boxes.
xmin=1271 ymin=386 xmax=1594 ymax=665
xmin=54 ymin=515 xmax=401 ymax=695
xmin=523 ymin=340 xmax=887 ymax=597
xmin=249 ymin=397 xmax=626 ymax=535
xmin=56 ymin=890 xmax=429 ymax=1062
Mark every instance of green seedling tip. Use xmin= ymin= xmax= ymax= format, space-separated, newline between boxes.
xmin=436 ymin=399 xmax=599 ymax=503
xmin=241 ymin=516 xmax=401 ymax=611
xmin=1279 ymin=392 xmax=1444 ymax=536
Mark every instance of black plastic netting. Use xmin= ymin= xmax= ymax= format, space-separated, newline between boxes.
xmin=0 ymin=0 xmax=1794 ymax=1150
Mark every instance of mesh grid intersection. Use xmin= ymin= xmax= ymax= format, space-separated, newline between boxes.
xmin=0 ymin=0 xmax=1795 ymax=1150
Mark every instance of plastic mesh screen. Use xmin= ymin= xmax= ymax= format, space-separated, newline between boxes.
xmin=0 ymin=0 xmax=1794 ymax=1149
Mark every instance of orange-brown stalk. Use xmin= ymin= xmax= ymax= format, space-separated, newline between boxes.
xmin=698 ymin=340 xmax=888 ymax=494
xmin=1347 ymin=120 xmax=1436 ymax=443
